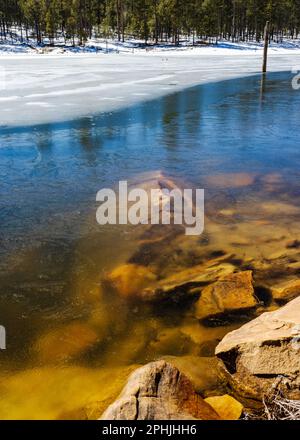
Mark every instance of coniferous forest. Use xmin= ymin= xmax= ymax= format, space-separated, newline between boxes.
xmin=0 ymin=0 xmax=300 ymax=47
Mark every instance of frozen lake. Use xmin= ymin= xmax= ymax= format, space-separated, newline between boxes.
xmin=1 ymin=51 xmax=300 ymax=127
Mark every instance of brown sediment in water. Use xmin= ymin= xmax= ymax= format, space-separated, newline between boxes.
xmin=1 ymin=171 xmax=300 ymax=419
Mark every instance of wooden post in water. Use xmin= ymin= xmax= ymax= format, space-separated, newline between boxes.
xmin=262 ymin=21 xmax=270 ymax=73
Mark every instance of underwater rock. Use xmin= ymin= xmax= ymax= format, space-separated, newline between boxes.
xmin=141 ymin=256 xmax=235 ymax=303
xmin=204 ymin=395 xmax=243 ymax=420
xmin=288 ymin=261 xmax=300 ymax=270
xmin=110 ymin=171 xmax=201 ymax=274
xmin=286 ymin=240 xmax=300 ymax=249
xmin=129 ymin=225 xmax=184 ymax=267
xmin=272 ymin=279 xmax=300 ymax=305
xmin=206 ymin=172 xmax=256 ymax=189
xmin=216 ymin=297 xmax=300 ymax=404
xmin=100 ymin=361 xmax=220 ymax=420
xmin=161 ymin=355 xmax=225 ymax=396
xmin=261 ymin=173 xmax=283 ymax=185
xmin=148 ymin=328 xmax=198 ymax=357
xmin=104 ymin=321 xmax=155 ymax=365
xmin=107 ymin=252 xmax=236 ymax=304
xmin=262 ymin=201 xmax=300 ymax=216
xmin=195 ymin=271 xmax=258 ymax=323
xmin=105 ymin=264 xmax=157 ymax=298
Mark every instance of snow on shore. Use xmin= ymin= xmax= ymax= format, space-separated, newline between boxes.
xmin=1 ymin=39 xmax=300 ymax=128
xmin=1 ymin=36 xmax=300 ymax=56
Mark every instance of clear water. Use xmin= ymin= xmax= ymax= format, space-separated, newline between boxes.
xmin=1 ymin=72 xmax=300 ymax=419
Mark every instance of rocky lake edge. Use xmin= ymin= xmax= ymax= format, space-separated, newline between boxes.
xmin=95 ymin=173 xmax=300 ymax=420
xmin=100 ymin=292 xmax=300 ymax=420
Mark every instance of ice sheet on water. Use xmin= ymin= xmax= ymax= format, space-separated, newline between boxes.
xmin=0 ymin=51 xmax=300 ymax=128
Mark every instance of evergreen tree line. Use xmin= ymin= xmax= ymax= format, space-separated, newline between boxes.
xmin=1 ymin=0 xmax=300 ymax=46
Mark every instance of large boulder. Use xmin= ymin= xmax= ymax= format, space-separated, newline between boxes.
xmin=100 ymin=361 xmax=220 ymax=420
xmin=195 ymin=271 xmax=258 ymax=324
xmin=216 ymin=297 xmax=300 ymax=404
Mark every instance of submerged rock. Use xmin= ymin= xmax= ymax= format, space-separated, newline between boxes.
xmin=195 ymin=271 xmax=258 ymax=324
xmin=100 ymin=361 xmax=220 ymax=420
xmin=286 ymin=240 xmax=300 ymax=249
xmin=206 ymin=172 xmax=256 ymax=189
xmin=148 ymin=328 xmax=197 ymax=357
xmin=272 ymin=279 xmax=300 ymax=305
xmin=161 ymin=355 xmax=225 ymax=396
xmin=106 ymin=264 xmax=157 ymax=298
xmin=204 ymin=395 xmax=243 ymax=420
xmin=141 ymin=256 xmax=235 ymax=303
xmin=107 ymin=251 xmax=236 ymax=304
xmin=216 ymin=296 xmax=300 ymax=404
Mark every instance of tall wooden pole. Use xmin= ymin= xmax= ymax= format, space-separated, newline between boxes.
xmin=262 ymin=21 xmax=270 ymax=73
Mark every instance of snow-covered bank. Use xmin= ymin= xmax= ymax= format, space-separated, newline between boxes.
xmin=1 ymin=37 xmax=300 ymax=56
xmin=1 ymin=47 xmax=300 ymax=128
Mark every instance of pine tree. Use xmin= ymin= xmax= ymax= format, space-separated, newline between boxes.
xmin=1 ymin=0 xmax=300 ymax=47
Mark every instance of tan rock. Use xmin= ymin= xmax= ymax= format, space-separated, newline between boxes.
xmin=100 ymin=361 xmax=220 ymax=420
xmin=141 ymin=256 xmax=235 ymax=303
xmin=287 ymin=261 xmax=300 ymax=271
xmin=272 ymin=279 xmax=300 ymax=304
xmin=216 ymin=297 xmax=300 ymax=403
xmin=106 ymin=264 xmax=157 ymax=298
xmin=195 ymin=271 xmax=258 ymax=322
xmin=204 ymin=395 xmax=243 ymax=420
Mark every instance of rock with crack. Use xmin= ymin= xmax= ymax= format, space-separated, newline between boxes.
xmin=140 ymin=255 xmax=235 ymax=303
xmin=195 ymin=271 xmax=259 ymax=324
xmin=106 ymin=253 xmax=235 ymax=303
xmin=216 ymin=296 xmax=300 ymax=405
xmin=100 ymin=361 xmax=220 ymax=420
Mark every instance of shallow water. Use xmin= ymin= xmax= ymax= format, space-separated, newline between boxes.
xmin=1 ymin=72 xmax=300 ymax=419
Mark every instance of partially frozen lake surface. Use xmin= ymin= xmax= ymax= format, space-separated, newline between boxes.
xmin=1 ymin=71 xmax=299 ymax=255
xmin=1 ymin=52 xmax=300 ymax=127
xmin=1 ymin=72 xmax=300 ymax=419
